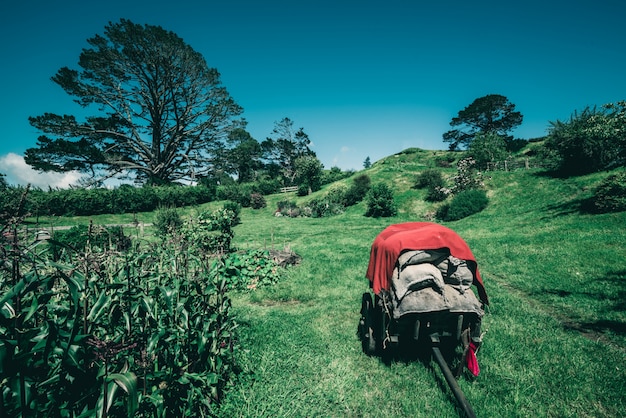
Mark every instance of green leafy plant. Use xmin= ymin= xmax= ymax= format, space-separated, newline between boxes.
xmin=214 ymin=250 xmax=282 ymax=290
xmin=0 ymin=212 xmax=240 ymax=416
xmin=154 ymin=206 xmax=183 ymax=237
xmin=437 ymin=188 xmax=489 ymax=221
xmin=365 ymin=183 xmax=397 ymax=218
xmin=250 ymin=193 xmax=266 ymax=209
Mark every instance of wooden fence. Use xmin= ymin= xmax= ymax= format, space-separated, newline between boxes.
xmin=279 ymin=186 xmax=299 ymax=193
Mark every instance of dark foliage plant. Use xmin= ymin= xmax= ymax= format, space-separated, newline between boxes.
xmin=250 ymin=193 xmax=266 ymax=209
xmin=588 ymin=171 xmax=626 ymax=213
xmin=365 ymin=183 xmax=397 ymax=218
xmin=437 ymin=188 xmax=489 ymax=221
xmin=154 ymin=206 xmax=183 ymax=237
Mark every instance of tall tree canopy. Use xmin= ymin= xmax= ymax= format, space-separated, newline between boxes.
xmin=443 ymin=94 xmax=523 ymax=151
xmin=261 ymin=117 xmax=315 ymax=184
xmin=224 ymin=123 xmax=263 ymax=183
xmin=25 ymin=19 xmax=242 ymax=185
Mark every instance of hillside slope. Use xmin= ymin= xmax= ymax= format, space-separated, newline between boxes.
xmin=222 ymin=148 xmax=626 ymax=417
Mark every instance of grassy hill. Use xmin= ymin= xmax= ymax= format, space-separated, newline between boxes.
xmin=215 ymin=148 xmax=626 ymax=417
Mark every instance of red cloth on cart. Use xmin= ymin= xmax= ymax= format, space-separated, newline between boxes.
xmin=365 ymin=222 xmax=488 ymax=305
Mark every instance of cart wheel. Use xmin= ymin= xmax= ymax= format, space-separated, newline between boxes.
xmin=359 ymin=292 xmax=377 ymax=355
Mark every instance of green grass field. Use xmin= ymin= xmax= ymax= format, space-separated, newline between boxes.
xmin=214 ymin=151 xmax=625 ymax=417
xmin=24 ymin=149 xmax=625 ymax=417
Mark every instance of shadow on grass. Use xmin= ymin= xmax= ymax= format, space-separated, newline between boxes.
xmin=541 ymin=196 xmax=599 ymax=217
xmin=535 ymin=270 xmax=626 ymax=337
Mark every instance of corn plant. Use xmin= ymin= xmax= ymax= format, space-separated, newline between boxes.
xmin=1 ymin=209 xmax=239 ymax=416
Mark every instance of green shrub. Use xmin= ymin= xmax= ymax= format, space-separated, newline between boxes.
xmin=253 ymin=178 xmax=281 ymax=195
xmin=415 ymin=169 xmax=443 ymax=189
xmin=344 ymin=174 xmax=371 ymax=206
xmin=51 ymin=224 xmax=131 ymax=255
xmin=415 ymin=169 xmax=449 ymax=202
xmin=365 ymin=183 xmax=397 ymax=218
xmin=589 ymin=171 xmax=626 ymax=213
xmin=217 ymin=184 xmax=252 ymax=207
xmin=250 ymin=193 xmax=266 ymax=209
xmin=297 ymin=183 xmax=310 ymax=196
xmin=276 ymin=200 xmax=300 ymax=217
xmin=435 ymin=154 xmax=456 ymax=168
xmin=542 ymin=102 xmax=626 ymax=176
xmin=216 ymin=250 xmax=282 ymax=290
xmin=439 ymin=188 xmax=489 ymax=221
xmin=306 ymin=198 xmax=344 ymax=218
xmin=154 ymin=206 xmax=183 ymax=236
xmin=182 ymin=208 xmax=238 ymax=254
xmin=222 ymin=201 xmax=242 ymax=225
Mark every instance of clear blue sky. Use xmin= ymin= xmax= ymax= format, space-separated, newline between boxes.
xmin=1 ymin=0 xmax=625 ymax=187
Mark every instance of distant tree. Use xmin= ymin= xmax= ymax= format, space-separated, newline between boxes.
xmin=224 ymin=125 xmax=263 ymax=183
xmin=443 ymin=94 xmax=523 ymax=151
xmin=468 ymin=132 xmax=509 ymax=169
xmin=25 ymin=19 xmax=242 ymax=185
xmin=294 ymin=155 xmax=324 ymax=194
xmin=363 ymin=156 xmax=372 ymax=169
xmin=261 ymin=118 xmax=315 ymax=184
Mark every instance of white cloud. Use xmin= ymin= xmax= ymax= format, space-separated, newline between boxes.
xmin=0 ymin=153 xmax=82 ymax=189
xmin=340 ymin=146 xmax=350 ymax=153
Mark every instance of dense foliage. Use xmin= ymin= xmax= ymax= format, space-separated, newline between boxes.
xmin=542 ymin=101 xmax=626 ymax=176
xmin=0 ymin=202 xmax=282 ymax=416
xmin=365 ymin=183 xmax=397 ymax=218
xmin=436 ymin=188 xmax=489 ymax=221
xmin=414 ymin=169 xmax=447 ymax=202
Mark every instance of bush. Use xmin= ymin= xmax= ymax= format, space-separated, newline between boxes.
xmin=452 ymin=157 xmax=484 ymax=192
xmin=181 ymin=207 xmax=239 ymax=254
xmin=297 ymin=183 xmax=310 ymax=196
xmin=154 ymin=206 xmax=183 ymax=236
xmin=253 ymin=178 xmax=281 ymax=195
xmin=542 ymin=103 xmax=626 ymax=176
xmin=250 ymin=193 xmax=266 ymax=209
xmin=435 ymin=154 xmax=456 ymax=168
xmin=51 ymin=224 xmax=131 ymax=256
xmin=276 ymin=200 xmax=300 ymax=217
xmin=415 ymin=169 xmax=449 ymax=202
xmin=344 ymin=174 xmax=371 ymax=206
xmin=222 ymin=201 xmax=242 ymax=225
xmin=589 ymin=171 xmax=626 ymax=213
xmin=365 ymin=183 xmax=397 ymax=218
xmin=217 ymin=184 xmax=252 ymax=207
xmin=438 ymin=189 xmax=489 ymax=221
xmin=215 ymin=250 xmax=282 ymax=290
xmin=306 ymin=198 xmax=344 ymax=218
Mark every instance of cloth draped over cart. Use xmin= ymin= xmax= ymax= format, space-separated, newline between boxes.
xmin=365 ymin=222 xmax=489 ymax=306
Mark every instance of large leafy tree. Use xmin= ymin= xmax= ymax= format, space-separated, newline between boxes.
xmin=25 ymin=19 xmax=242 ymax=185
xmin=443 ymin=94 xmax=523 ymax=151
xmin=225 ymin=124 xmax=263 ymax=183
xmin=261 ymin=117 xmax=315 ymax=184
